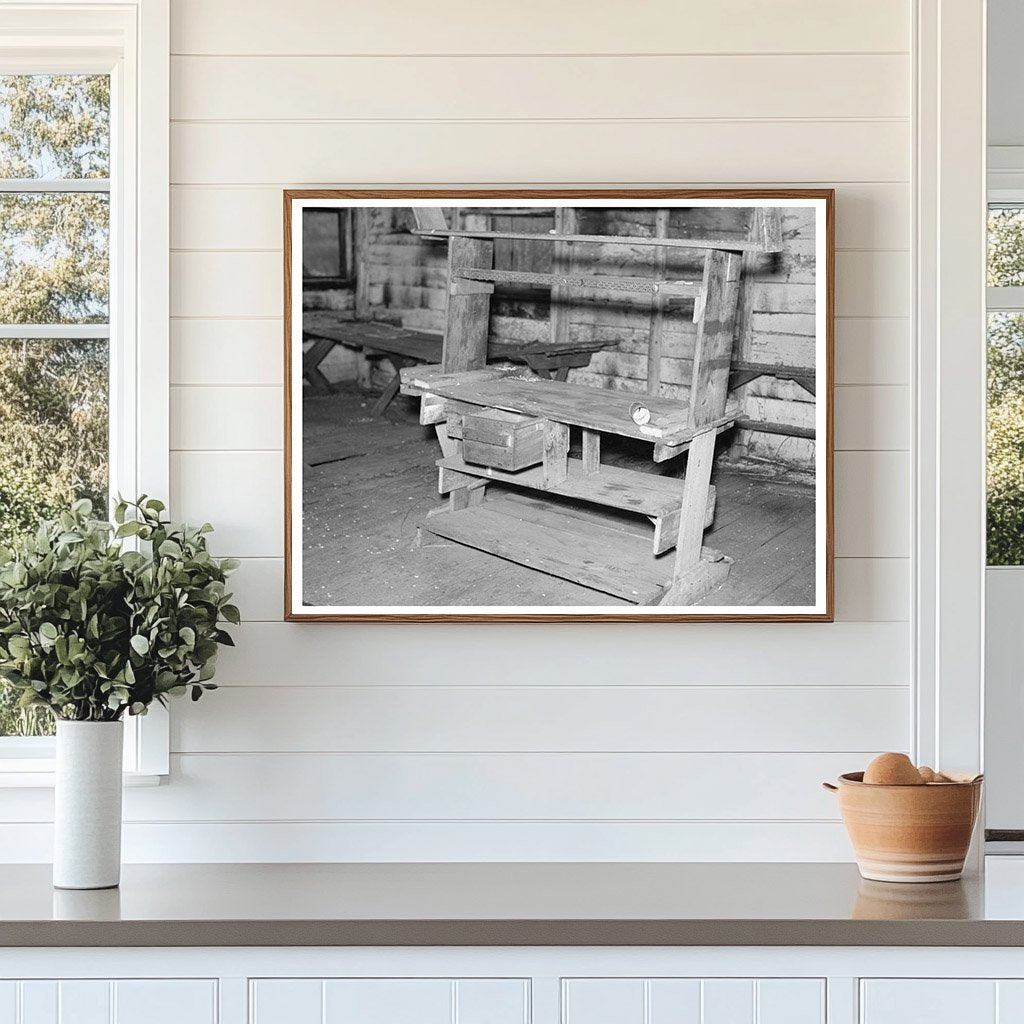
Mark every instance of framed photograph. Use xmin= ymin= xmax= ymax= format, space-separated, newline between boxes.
xmin=284 ymin=189 xmax=833 ymax=621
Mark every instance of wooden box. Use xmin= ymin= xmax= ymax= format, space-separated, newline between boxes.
xmin=460 ymin=408 xmax=547 ymax=471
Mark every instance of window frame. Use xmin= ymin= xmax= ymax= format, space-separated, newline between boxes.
xmin=0 ymin=0 xmax=169 ymax=783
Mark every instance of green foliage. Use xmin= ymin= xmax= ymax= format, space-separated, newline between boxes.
xmin=0 ymin=76 xmax=111 ymax=730
xmin=987 ymin=211 xmax=1024 ymax=564
xmin=0 ymin=339 xmax=108 ymax=549
xmin=0 ymin=497 xmax=239 ymax=723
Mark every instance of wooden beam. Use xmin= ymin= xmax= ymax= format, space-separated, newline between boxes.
xmin=646 ymin=207 xmax=670 ymax=396
xmin=735 ymin=418 xmax=816 ymax=440
xmin=751 ymin=207 xmax=783 ymax=253
xmin=411 ymin=208 xmax=449 ymax=231
xmin=672 ymin=428 xmax=718 ymax=575
xmin=442 ymin=236 xmax=494 ymax=373
xmin=550 ymin=207 xmax=577 ymax=350
xmin=453 ymin=265 xmax=700 ymax=299
xmin=688 ymin=249 xmax=743 ymax=429
xmin=414 ymin=228 xmax=771 ymax=252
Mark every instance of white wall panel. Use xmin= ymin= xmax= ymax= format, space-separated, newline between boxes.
xmin=210 ymin=621 xmax=910 ymax=687
xmin=170 ymin=121 xmax=908 ymax=186
xmin=170 ymin=319 xmax=282 ymax=386
xmin=834 ymin=386 xmax=910 ymax=451
xmin=170 ymin=0 xmax=909 ymax=56
xmin=834 ymin=452 xmax=910 ymax=558
xmin=171 ymin=684 xmax=908 ymax=753
xmin=122 ymin=751 xmax=859 ymax=821
xmin=172 ymin=54 xmax=908 ymax=122
xmin=171 ymin=386 xmax=281 ymax=451
xmin=0 ymin=0 xmax=912 ymax=863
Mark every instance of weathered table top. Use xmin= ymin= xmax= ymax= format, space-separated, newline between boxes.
xmin=2 ymin=861 xmax=1021 ymax=948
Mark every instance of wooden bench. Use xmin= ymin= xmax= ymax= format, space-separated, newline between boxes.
xmin=302 ymin=313 xmax=607 ymax=415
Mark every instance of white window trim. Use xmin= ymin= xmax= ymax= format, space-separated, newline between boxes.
xmin=0 ymin=0 xmax=169 ymax=783
xmin=914 ymin=0 xmax=987 ymax=815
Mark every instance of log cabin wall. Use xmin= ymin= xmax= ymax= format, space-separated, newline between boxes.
xmin=359 ymin=206 xmax=816 ymax=475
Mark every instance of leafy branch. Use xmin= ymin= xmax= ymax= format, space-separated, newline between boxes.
xmin=0 ymin=497 xmax=238 ymax=722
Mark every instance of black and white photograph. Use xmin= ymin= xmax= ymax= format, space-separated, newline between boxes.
xmin=285 ymin=191 xmax=833 ymax=620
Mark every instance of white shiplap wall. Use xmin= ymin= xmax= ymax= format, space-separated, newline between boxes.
xmin=1 ymin=0 xmax=915 ymax=862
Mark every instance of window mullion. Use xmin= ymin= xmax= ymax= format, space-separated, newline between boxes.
xmin=0 ymin=324 xmax=111 ymax=339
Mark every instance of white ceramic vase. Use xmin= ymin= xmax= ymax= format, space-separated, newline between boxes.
xmin=53 ymin=720 xmax=124 ymax=890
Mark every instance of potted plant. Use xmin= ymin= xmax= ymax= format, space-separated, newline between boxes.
xmin=0 ymin=497 xmax=239 ymax=889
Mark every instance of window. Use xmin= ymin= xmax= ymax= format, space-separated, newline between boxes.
xmin=302 ymin=208 xmax=354 ymax=288
xmin=0 ymin=74 xmax=111 ymax=740
xmin=0 ymin=3 xmax=169 ymax=777
xmin=987 ymin=205 xmax=1024 ymax=565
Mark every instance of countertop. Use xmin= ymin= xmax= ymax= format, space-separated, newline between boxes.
xmin=6 ymin=861 xmax=1024 ymax=947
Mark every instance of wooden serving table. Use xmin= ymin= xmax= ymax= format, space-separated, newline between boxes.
xmin=401 ymin=364 xmax=739 ymax=606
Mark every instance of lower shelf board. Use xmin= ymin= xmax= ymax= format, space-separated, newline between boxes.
xmin=419 ymin=490 xmax=728 ymax=606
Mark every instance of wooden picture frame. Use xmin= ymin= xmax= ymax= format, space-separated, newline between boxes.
xmin=284 ymin=189 xmax=834 ymax=622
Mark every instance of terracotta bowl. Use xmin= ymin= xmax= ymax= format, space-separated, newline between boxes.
xmin=823 ymin=772 xmax=983 ymax=883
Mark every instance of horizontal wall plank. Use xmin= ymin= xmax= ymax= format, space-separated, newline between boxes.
xmin=171 ymin=451 xmax=283 ymax=557
xmin=170 ymin=0 xmax=910 ymax=56
xmin=170 ymin=318 xmax=283 ymax=386
xmin=211 ymin=621 xmax=910 ymax=686
xmin=227 ymin=557 xmax=284 ymax=620
xmin=835 ymin=250 xmax=909 ymax=318
xmin=834 ymin=558 xmax=909 ymax=622
xmin=834 ymin=318 xmax=909 ymax=385
xmin=230 ymin=556 xmax=908 ymax=624
xmin=171 ymin=386 xmax=282 ymax=450
xmin=171 ymin=684 xmax=909 ymax=754
xmin=116 ymin=752 xmax=862 ymax=821
xmin=171 ymin=183 xmax=909 ymax=252
xmin=0 ymin=820 xmax=856 ymax=863
xmin=170 ymin=121 xmax=909 ymax=185
xmin=170 ymin=249 xmax=907 ymax=320
xmin=834 ymin=385 xmax=910 ymax=450
xmin=834 ymin=451 xmax=910 ymax=558
xmin=171 ymin=252 xmax=281 ymax=317
xmin=171 ymin=54 xmax=909 ymax=121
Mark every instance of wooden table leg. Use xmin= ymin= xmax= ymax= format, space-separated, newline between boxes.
xmin=302 ymin=337 xmax=335 ymax=394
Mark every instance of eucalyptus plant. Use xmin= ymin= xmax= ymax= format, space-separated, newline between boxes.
xmin=0 ymin=497 xmax=239 ymax=722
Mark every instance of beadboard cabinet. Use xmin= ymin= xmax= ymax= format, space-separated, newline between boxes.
xmin=4 ymin=952 xmax=1024 ymax=1024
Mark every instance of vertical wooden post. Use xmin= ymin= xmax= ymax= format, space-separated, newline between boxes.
xmin=549 ymin=207 xmax=577 ymax=349
xmin=672 ymin=249 xmax=742 ymax=578
xmin=542 ymin=421 xmax=570 ymax=488
xmin=646 ymin=207 xmax=670 ymax=395
xmin=353 ymin=209 xmax=370 ymax=321
xmin=582 ymin=429 xmax=600 ymax=475
xmin=442 ymin=237 xmax=493 ymax=373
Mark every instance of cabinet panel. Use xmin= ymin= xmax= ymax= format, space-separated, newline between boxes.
xmin=323 ymin=980 xmax=451 ymax=1024
xmin=861 ymin=981 xmax=997 ymax=1024
xmin=113 ymin=981 xmax=217 ymax=1024
xmin=251 ymin=979 xmax=322 ymax=1024
xmin=58 ymin=982 xmax=110 ymax=1024
xmin=0 ymin=983 xmax=16 ymax=1024
xmin=0 ymin=981 xmax=216 ymax=1024
xmin=251 ymin=979 xmax=528 ymax=1024
xmin=563 ymin=978 xmax=824 ymax=1024
xmin=702 ymin=979 xmax=754 ymax=1024
xmin=757 ymin=980 xmax=825 ymax=1024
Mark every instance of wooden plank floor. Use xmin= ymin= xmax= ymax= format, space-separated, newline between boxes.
xmin=300 ymin=385 xmax=815 ymax=609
